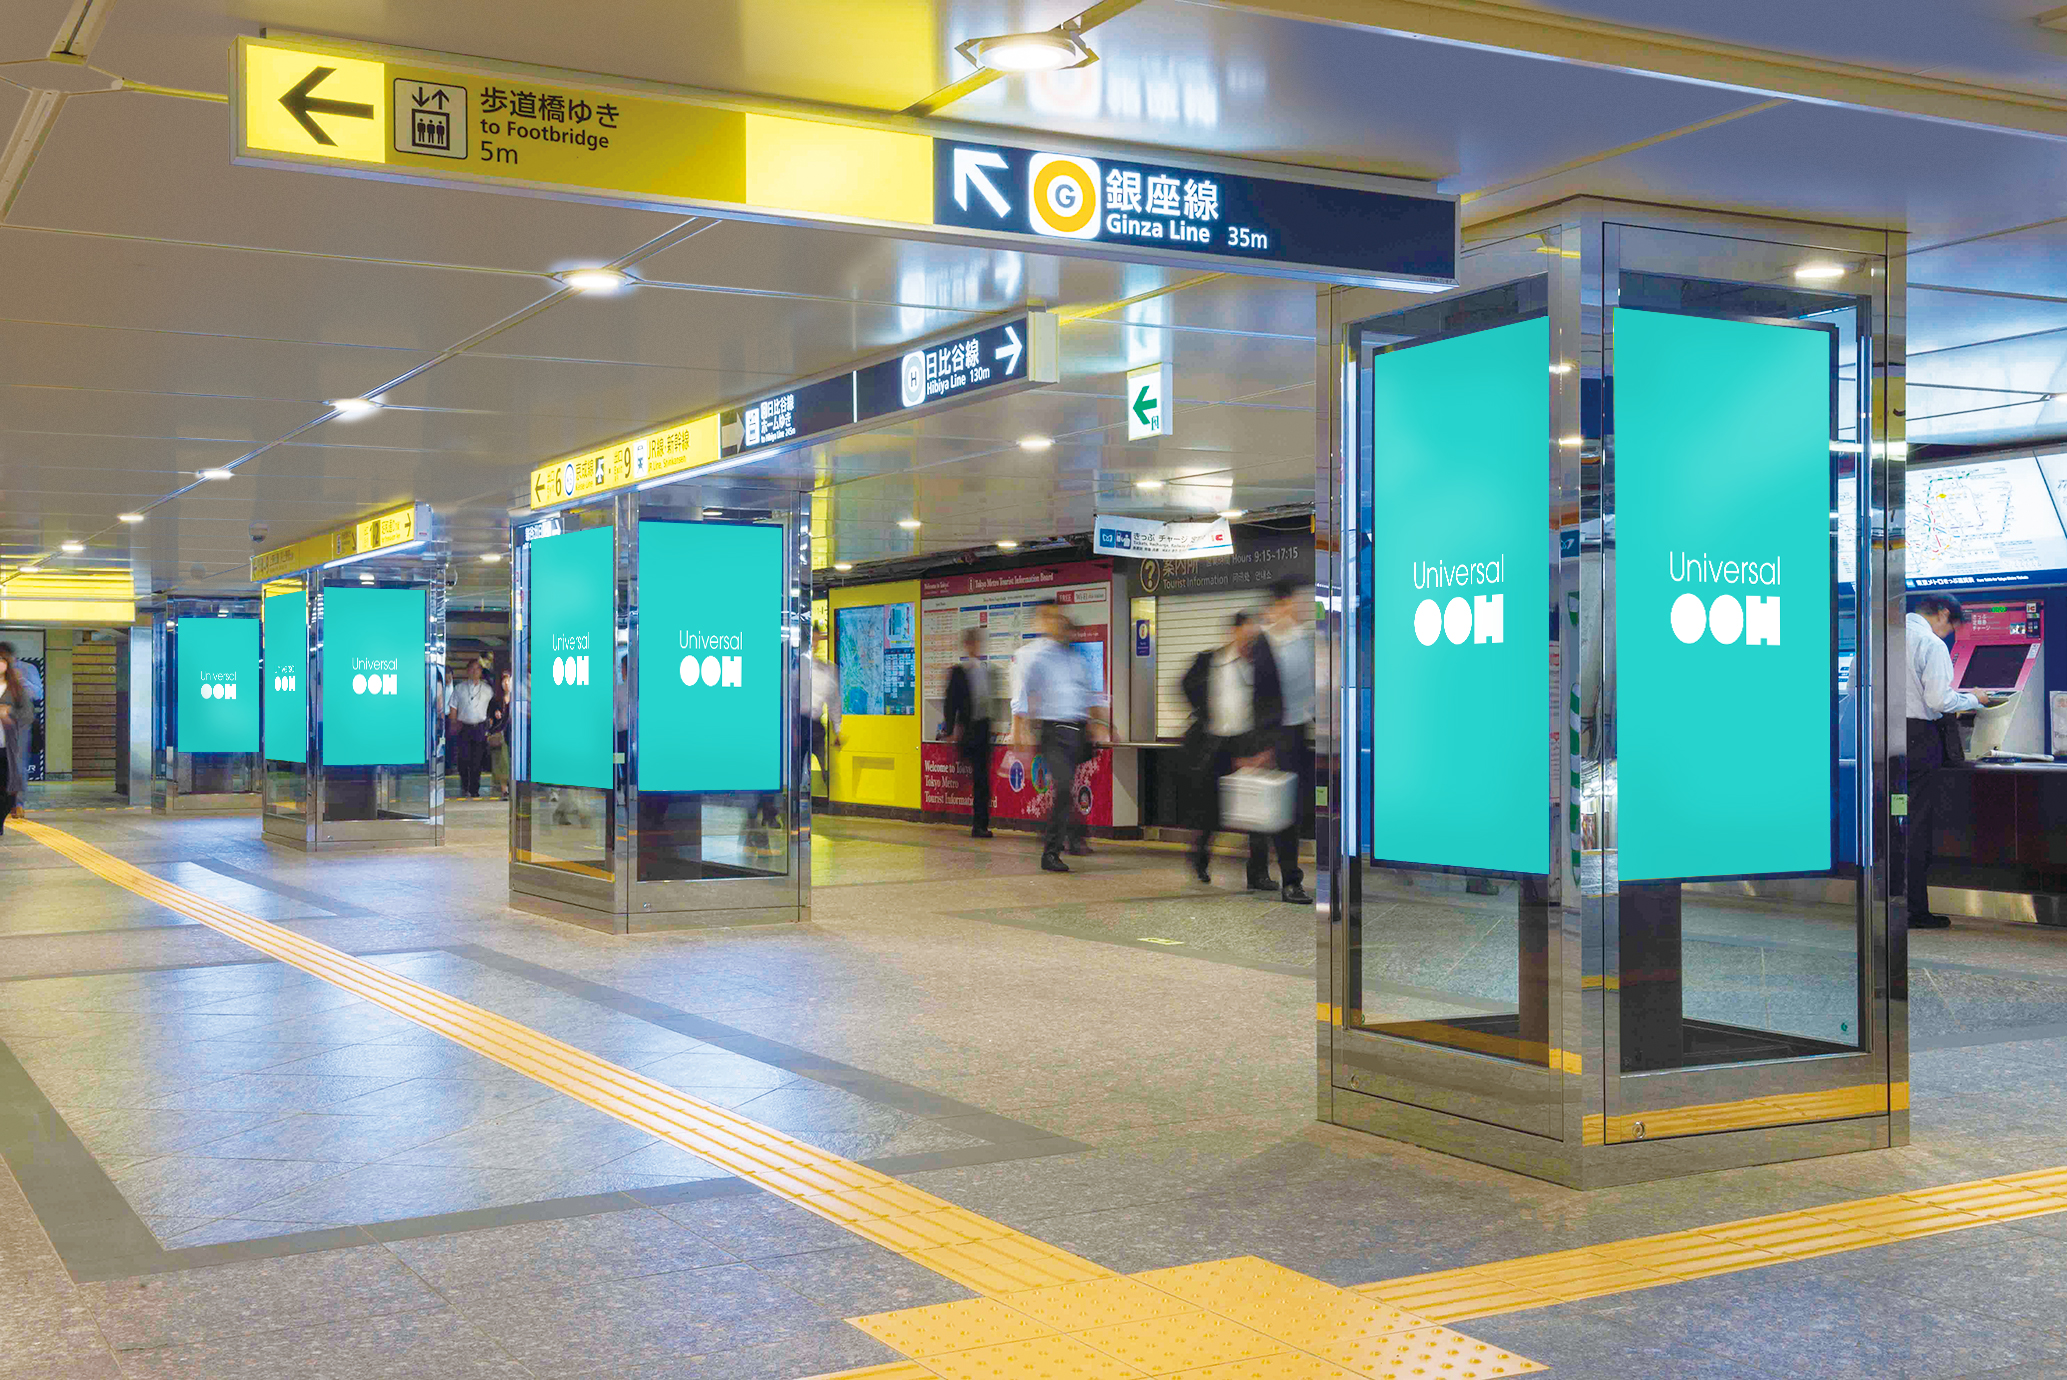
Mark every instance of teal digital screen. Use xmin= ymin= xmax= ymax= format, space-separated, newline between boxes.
xmin=1615 ymin=308 xmax=1833 ymax=879
xmin=637 ymin=521 xmax=783 ymax=792
xmin=1366 ymin=316 xmax=1549 ymax=874
xmin=263 ymin=591 xmax=307 ymax=763
xmin=176 ymin=616 xmax=259 ymax=754
xmin=528 ymin=526 xmax=614 ymax=789
xmin=321 ymin=586 xmax=427 ymax=767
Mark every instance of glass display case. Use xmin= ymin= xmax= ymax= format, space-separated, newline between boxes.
xmin=1318 ymin=200 xmax=1903 ymax=1186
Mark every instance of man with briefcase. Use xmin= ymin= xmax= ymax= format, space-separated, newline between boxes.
xmin=1181 ymin=610 xmax=1291 ymax=892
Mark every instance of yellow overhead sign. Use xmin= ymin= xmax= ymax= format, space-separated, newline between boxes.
xmin=231 ymin=36 xmax=1457 ymax=292
xmin=235 ymin=36 xmax=931 ymax=228
xmin=250 ymin=502 xmax=426 ymax=582
xmin=529 ymin=415 xmax=720 ymax=510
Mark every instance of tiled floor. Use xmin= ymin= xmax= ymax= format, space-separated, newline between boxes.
xmin=6 ymin=802 xmax=2067 ymax=1377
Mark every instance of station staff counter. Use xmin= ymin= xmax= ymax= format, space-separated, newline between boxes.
xmin=1929 ymin=759 xmax=2067 ymax=926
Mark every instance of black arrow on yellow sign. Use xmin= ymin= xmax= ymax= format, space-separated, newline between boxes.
xmin=280 ymin=67 xmax=373 ymax=146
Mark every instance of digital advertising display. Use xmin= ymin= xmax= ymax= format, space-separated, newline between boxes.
xmin=1365 ymin=316 xmax=1549 ymax=875
xmin=1615 ymin=308 xmax=1834 ymax=880
xmin=527 ymin=526 xmax=615 ymax=789
xmin=176 ymin=616 xmax=259 ymax=754
xmin=263 ymin=590 xmax=308 ymax=762
xmin=637 ymin=521 xmax=783 ymax=792
xmin=320 ymin=585 xmax=427 ymax=767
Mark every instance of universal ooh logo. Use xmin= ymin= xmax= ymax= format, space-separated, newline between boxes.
xmin=350 ymin=657 xmax=400 ymax=695
xmin=550 ymin=634 xmax=592 ymax=688
xmin=198 ymin=673 xmax=239 ymax=700
xmin=271 ymin=672 xmax=298 ymax=692
xmin=1409 ymin=555 xmax=1505 ymax=646
xmin=1668 ymin=553 xmax=1781 ymax=646
xmin=678 ymin=630 xmax=744 ymax=689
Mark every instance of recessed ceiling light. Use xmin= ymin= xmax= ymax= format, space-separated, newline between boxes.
xmin=1218 ymin=510 xmax=1246 ymax=520
xmin=1794 ymin=262 xmax=1846 ymax=282
xmin=1018 ymin=435 xmax=1053 ymax=452
xmin=898 ymin=518 xmax=922 ymax=530
xmin=198 ymin=468 xmax=234 ymax=481
xmin=560 ymin=267 xmax=630 ymax=294
xmin=328 ymin=397 xmax=381 ymax=418
xmin=359 ymin=573 xmax=375 ymax=584
xmin=118 ymin=512 xmax=145 ymax=523
xmin=702 ymin=507 xmax=724 ymax=517
xmin=833 ymin=562 xmax=854 ymax=572
xmin=996 ymin=539 xmax=1020 ymax=549
xmin=1549 ymin=362 xmax=1573 ymax=375
xmin=480 ymin=552 xmax=503 ymax=563
xmin=959 ymin=28 xmax=1096 ymax=73
xmin=60 ymin=541 xmax=84 ymax=554
xmin=22 ymin=564 xmax=42 ymax=574
xmin=1134 ymin=479 xmax=1164 ymax=491
xmin=1558 ymin=436 xmax=1584 ymax=448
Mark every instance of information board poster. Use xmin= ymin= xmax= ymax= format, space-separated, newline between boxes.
xmin=1365 ymin=316 xmax=1549 ymax=875
xmin=836 ymin=603 xmax=915 ymax=715
xmin=638 ymin=521 xmax=783 ymax=792
xmin=321 ymin=586 xmax=427 ymax=767
xmin=918 ymin=564 xmax=1111 ymax=733
xmin=177 ymin=616 xmax=259 ymax=754
xmin=1615 ymin=308 xmax=1833 ymax=880
xmin=1907 ymin=455 xmax=2067 ymax=589
xmin=528 ymin=526 xmax=614 ymax=789
xmin=263 ymin=591 xmax=307 ymax=762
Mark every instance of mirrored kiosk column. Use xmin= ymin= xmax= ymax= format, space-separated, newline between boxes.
xmin=508 ymin=486 xmax=809 ymax=932
xmin=260 ymin=555 xmax=449 ymax=851
xmin=152 ymin=598 xmax=262 ymax=813
xmin=1319 ymin=199 xmax=1902 ymax=1187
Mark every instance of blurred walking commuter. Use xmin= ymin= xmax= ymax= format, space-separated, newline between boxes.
xmin=446 ymin=659 xmax=495 ymax=799
xmin=1011 ymin=601 xmax=1107 ymax=873
xmin=1182 ymin=610 xmax=1283 ymax=887
xmin=0 ymin=646 xmax=26 ymax=833
xmin=1260 ymin=577 xmax=1315 ymax=904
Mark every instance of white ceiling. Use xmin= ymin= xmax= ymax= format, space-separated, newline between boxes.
xmin=6 ymin=0 xmax=2067 ymax=602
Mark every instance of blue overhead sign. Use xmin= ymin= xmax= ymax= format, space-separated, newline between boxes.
xmin=933 ymin=139 xmax=1456 ymax=291
xmin=718 ymin=316 xmax=1058 ymax=460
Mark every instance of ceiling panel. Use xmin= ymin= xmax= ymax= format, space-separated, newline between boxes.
xmin=10 ymin=88 xmax=689 ymax=272
xmin=956 ymin=0 xmax=1760 ymax=182
xmin=0 ymin=320 xmax=436 ymax=401
xmin=0 ymin=0 xmax=74 ymax=61
xmin=1469 ymin=0 xmax=2067 ymax=101
xmin=0 ymin=225 xmax=556 ymax=350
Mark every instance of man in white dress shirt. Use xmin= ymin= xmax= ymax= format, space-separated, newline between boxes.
xmin=1905 ymin=595 xmax=2000 ymax=930
xmin=446 ymin=659 xmax=495 ymax=800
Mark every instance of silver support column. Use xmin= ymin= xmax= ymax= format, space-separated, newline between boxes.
xmin=1319 ymin=198 xmax=1903 ymax=1187
xmin=508 ymin=485 xmax=809 ymax=933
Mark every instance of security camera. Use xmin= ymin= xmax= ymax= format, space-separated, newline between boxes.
xmin=249 ymin=521 xmax=269 ymax=543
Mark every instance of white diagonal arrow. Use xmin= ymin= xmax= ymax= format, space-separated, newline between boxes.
xmin=995 ymin=325 xmax=1024 ymax=375
xmin=953 ymin=147 xmax=1011 ymax=218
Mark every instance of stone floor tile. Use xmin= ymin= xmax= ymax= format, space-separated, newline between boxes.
xmin=80 ymin=1245 xmax=443 ymax=1349
xmin=746 ymin=1242 xmax=975 ymax=1315
xmin=105 ymin=1153 xmax=354 ymax=1220
xmin=237 ymin=1162 xmax=569 ymax=1226
xmin=653 ymin=1193 xmax=868 ymax=1260
xmin=455 ymin=1261 xmax=835 ymax=1376
xmin=388 ymin=1207 xmax=735 ymax=1300
xmin=112 ymin=1306 xmax=525 ymax=1379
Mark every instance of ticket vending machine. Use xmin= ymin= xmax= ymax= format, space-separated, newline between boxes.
xmin=1948 ymin=601 xmax=2044 ymax=757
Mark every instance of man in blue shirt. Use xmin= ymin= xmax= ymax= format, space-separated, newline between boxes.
xmin=1010 ymin=601 xmax=1107 ymax=873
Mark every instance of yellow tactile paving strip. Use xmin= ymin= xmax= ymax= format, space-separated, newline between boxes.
xmin=18 ymin=819 xmax=1541 ymax=1380
xmin=1358 ymin=1165 xmax=2067 ymax=1323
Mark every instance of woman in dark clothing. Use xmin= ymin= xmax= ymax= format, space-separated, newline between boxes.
xmin=0 ymin=646 xmax=27 ymax=833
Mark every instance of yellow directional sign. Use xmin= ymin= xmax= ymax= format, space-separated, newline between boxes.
xmin=250 ymin=502 xmax=426 ymax=582
xmin=231 ymin=35 xmax=1456 ymax=291
xmin=235 ymin=35 xmax=931 ymax=228
xmin=529 ymin=415 xmax=720 ymax=510
xmin=242 ymin=43 xmax=385 ymax=162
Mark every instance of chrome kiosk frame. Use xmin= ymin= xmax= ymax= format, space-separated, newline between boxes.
xmin=1318 ymin=199 xmax=1906 ymax=1187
